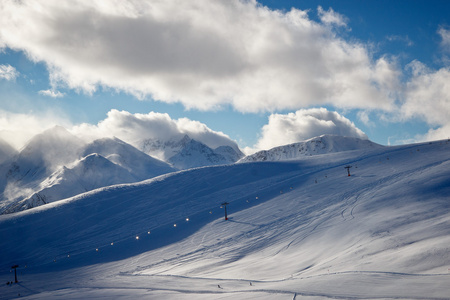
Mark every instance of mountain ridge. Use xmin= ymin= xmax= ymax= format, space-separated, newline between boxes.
xmin=138 ymin=134 xmax=244 ymax=169
xmin=239 ymin=134 xmax=384 ymax=163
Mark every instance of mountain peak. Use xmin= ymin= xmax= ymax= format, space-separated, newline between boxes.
xmin=180 ymin=134 xmax=192 ymax=144
xmin=168 ymin=138 xmax=239 ymax=170
xmin=81 ymin=137 xmax=175 ymax=180
xmin=137 ymin=134 xmax=243 ymax=169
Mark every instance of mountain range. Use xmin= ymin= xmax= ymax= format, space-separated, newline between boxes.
xmin=0 ymin=130 xmax=402 ymax=215
xmin=0 ymin=127 xmax=245 ymax=214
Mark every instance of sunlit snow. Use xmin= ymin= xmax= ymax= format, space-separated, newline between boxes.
xmin=0 ymin=138 xmax=449 ymax=299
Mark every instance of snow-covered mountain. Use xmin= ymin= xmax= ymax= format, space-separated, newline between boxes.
xmin=0 ymin=139 xmax=449 ymax=299
xmin=138 ymin=135 xmax=192 ymax=161
xmin=239 ymin=134 xmax=384 ymax=163
xmin=0 ymin=133 xmax=176 ymax=214
xmin=214 ymin=144 xmax=245 ymax=162
xmin=4 ymin=153 xmax=137 ymax=213
xmin=138 ymin=134 xmax=244 ymax=169
xmin=0 ymin=126 xmax=85 ymax=208
xmin=0 ymin=138 xmax=17 ymax=164
xmin=80 ymin=137 xmax=175 ymax=179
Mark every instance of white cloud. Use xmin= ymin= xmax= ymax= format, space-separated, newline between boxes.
xmin=403 ymin=61 xmax=450 ymax=125
xmin=253 ymin=108 xmax=367 ymax=151
xmin=357 ymin=110 xmax=375 ymax=127
xmin=386 ymin=35 xmax=413 ymax=47
xmin=39 ymin=89 xmax=65 ymax=98
xmin=0 ymin=0 xmax=398 ymax=112
xmin=438 ymin=27 xmax=450 ymax=51
xmin=70 ymin=109 xmax=239 ymax=150
xmin=0 ymin=64 xmax=19 ymax=81
xmin=419 ymin=124 xmax=450 ymax=142
xmin=401 ymin=61 xmax=450 ymax=141
xmin=317 ymin=6 xmax=348 ymax=28
xmin=391 ymin=124 xmax=450 ymax=145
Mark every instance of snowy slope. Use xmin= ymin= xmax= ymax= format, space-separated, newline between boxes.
xmin=139 ymin=135 xmax=244 ymax=169
xmin=0 ymin=140 xmax=449 ymax=299
xmin=214 ymin=145 xmax=245 ymax=162
xmin=239 ymin=135 xmax=384 ymax=163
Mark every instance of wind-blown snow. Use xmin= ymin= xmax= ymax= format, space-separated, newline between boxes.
xmin=0 ymin=139 xmax=449 ymax=299
xmin=0 ymin=138 xmax=17 ymax=164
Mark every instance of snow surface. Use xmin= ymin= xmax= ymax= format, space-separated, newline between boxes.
xmin=0 ymin=139 xmax=449 ymax=299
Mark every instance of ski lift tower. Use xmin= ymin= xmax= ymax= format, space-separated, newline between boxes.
xmin=221 ymin=202 xmax=229 ymax=220
xmin=344 ymin=165 xmax=352 ymax=177
xmin=11 ymin=265 xmax=18 ymax=283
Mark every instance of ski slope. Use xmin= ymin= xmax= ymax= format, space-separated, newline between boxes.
xmin=0 ymin=140 xmax=449 ymax=299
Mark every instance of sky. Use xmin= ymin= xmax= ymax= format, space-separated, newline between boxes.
xmin=0 ymin=0 xmax=450 ymax=154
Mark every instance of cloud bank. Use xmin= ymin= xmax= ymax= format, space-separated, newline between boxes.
xmin=401 ymin=61 xmax=450 ymax=141
xmin=1 ymin=1 xmax=449 ymax=143
xmin=71 ymin=109 xmax=239 ymax=151
xmin=0 ymin=0 xmax=398 ymax=113
xmin=253 ymin=108 xmax=367 ymax=151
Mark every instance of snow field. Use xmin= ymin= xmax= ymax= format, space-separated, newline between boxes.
xmin=1 ymin=140 xmax=449 ymax=299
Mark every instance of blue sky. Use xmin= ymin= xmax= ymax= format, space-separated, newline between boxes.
xmin=1 ymin=0 xmax=450 ymax=153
